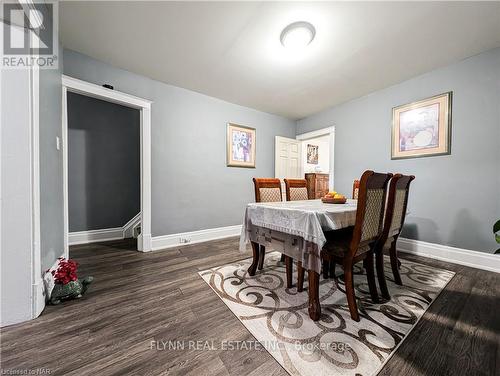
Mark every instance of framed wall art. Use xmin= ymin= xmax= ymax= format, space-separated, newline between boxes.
xmin=226 ymin=123 xmax=256 ymax=168
xmin=306 ymin=144 xmax=319 ymax=164
xmin=392 ymin=92 xmax=452 ymax=159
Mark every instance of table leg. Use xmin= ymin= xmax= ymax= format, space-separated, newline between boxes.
xmin=285 ymin=255 xmax=293 ymax=288
xmin=308 ymin=270 xmax=321 ymax=321
xmin=248 ymin=242 xmax=259 ymax=276
xmin=297 ymin=261 xmax=304 ymax=292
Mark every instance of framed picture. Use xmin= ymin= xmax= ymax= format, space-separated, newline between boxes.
xmin=392 ymin=92 xmax=452 ymax=159
xmin=226 ymin=123 xmax=256 ymax=168
xmin=307 ymin=144 xmax=319 ymax=164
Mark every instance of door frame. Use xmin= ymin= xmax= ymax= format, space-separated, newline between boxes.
xmin=61 ymin=75 xmax=153 ymax=256
xmin=296 ymin=126 xmax=335 ymax=190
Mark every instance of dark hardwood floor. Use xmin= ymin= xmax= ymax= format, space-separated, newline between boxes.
xmin=1 ymin=237 xmax=498 ymax=375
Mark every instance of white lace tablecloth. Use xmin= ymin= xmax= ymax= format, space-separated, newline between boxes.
xmin=240 ymin=199 xmax=357 ymax=273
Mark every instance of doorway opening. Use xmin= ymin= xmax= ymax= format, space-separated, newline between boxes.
xmin=66 ymin=92 xmax=141 ymax=252
xmin=61 ymin=75 xmax=152 ymax=257
xmin=274 ymin=127 xmax=334 ymax=199
xmin=296 ymin=127 xmax=335 ymax=192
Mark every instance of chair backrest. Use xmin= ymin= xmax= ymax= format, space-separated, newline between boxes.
xmin=284 ymin=179 xmax=309 ymax=201
xmin=350 ymin=171 xmax=392 ymax=256
xmin=380 ymin=174 xmax=415 ymax=243
xmin=352 ymin=180 xmax=360 ymax=199
xmin=253 ymin=178 xmax=282 ymax=203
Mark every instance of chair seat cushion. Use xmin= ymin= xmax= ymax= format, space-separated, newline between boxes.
xmin=321 ymin=227 xmax=371 ymax=258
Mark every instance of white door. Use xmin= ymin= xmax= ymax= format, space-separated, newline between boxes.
xmin=275 ymin=136 xmax=302 ymax=199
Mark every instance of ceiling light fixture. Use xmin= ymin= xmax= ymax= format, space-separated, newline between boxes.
xmin=280 ymin=21 xmax=316 ymax=50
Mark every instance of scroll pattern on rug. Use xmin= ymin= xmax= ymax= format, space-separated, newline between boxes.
xmin=199 ymin=252 xmax=454 ymax=376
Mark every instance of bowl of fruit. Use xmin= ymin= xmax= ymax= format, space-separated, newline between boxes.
xmin=321 ymin=191 xmax=347 ymax=204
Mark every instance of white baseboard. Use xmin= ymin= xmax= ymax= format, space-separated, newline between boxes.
xmin=397 ymin=237 xmax=500 ymax=273
xmin=123 ymin=212 xmax=141 ymax=238
xmin=138 ymin=233 xmax=152 ymax=252
xmin=69 ymin=213 xmax=142 ymax=246
xmin=151 ymin=225 xmax=242 ymax=251
xmin=68 ymin=227 xmax=124 ymax=245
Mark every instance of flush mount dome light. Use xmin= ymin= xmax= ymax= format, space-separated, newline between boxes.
xmin=280 ymin=21 xmax=316 ymax=50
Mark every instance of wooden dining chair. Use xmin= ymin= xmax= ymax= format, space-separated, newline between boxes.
xmin=283 ymin=179 xmax=309 ymax=290
xmin=252 ymin=178 xmax=288 ymax=275
xmin=352 ymin=179 xmax=360 ymax=199
xmin=284 ymin=179 xmax=309 ymax=201
xmin=253 ymin=178 xmax=282 ymax=204
xmin=318 ymin=170 xmax=392 ymax=321
xmin=374 ymin=174 xmax=415 ymax=299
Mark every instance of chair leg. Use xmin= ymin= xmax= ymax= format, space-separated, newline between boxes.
xmin=323 ymin=260 xmax=330 ymax=279
xmin=285 ymin=255 xmax=293 ymax=288
xmin=375 ymin=247 xmax=390 ymax=300
xmin=257 ymin=245 xmax=265 ymax=270
xmin=297 ymin=261 xmax=305 ymax=292
xmin=248 ymin=242 xmax=259 ymax=276
xmin=329 ymin=259 xmax=336 ymax=278
xmin=343 ymin=259 xmax=360 ymax=322
xmin=364 ymin=253 xmax=379 ymax=303
xmin=390 ymin=241 xmax=403 ymax=285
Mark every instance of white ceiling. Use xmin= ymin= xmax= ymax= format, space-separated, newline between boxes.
xmin=59 ymin=1 xmax=500 ymax=120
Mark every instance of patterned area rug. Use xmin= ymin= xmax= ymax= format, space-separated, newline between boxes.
xmin=199 ymin=252 xmax=454 ymax=376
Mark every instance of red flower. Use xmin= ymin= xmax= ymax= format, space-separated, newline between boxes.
xmin=52 ymin=258 xmax=79 ymax=285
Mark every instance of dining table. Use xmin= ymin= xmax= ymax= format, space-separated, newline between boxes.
xmin=239 ymin=198 xmax=358 ymax=321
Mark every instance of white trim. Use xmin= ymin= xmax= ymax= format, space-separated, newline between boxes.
xmin=68 ymin=228 xmax=124 ymax=246
xmin=296 ymin=126 xmax=335 ymax=190
xmin=123 ymin=212 xmax=141 ymax=238
xmin=398 ymin=238 xmax=500 ymax=273
xmin=295 ymin=127 xmax=335 ymax=141
xmin=68 ymin=211 xmax=142 ymax=246
xmin=132 ymin=221 xmax=141 ymax=238
xmin=62 ymin=75 xmax=152 ymax=254
xmin=61 ymin=75 xmax=152 ymax=109
xmin=29 ymin=52 xmax=43 ymax=319
xmin=151 ymin=225 xmax=242 ymax=251
xmin=62 ymin=85 xmax=69 ymax=258
xmin=138 ymin=106 xmax=152 ymax=252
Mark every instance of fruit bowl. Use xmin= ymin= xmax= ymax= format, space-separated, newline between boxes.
xmin=321 ymin=196 xmax=347 ymax=204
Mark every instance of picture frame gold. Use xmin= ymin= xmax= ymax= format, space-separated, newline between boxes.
xmin=226 ymin=123 xmax=256 ymax=168
xmin=391 ymin=92 xmax=452 ymax=160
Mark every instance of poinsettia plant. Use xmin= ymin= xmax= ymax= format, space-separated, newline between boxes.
xmin=51 ymin=257 xmax=79 ymax=285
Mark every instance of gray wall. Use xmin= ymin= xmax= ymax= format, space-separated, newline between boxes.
xmin=67 ymin=93 xmax=140 ymax=232
xmin=1 ymin=50 xmax=34 ymax=326
xmin=39 ymin=41 xmax=64 ymax=271
xmin=2 ymin=9 xmax=64 ymax=325
xmin=297 ymin=48 xmax=500 ymax=253
xmin=63 ymin=49 xmax=296 ymax=236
